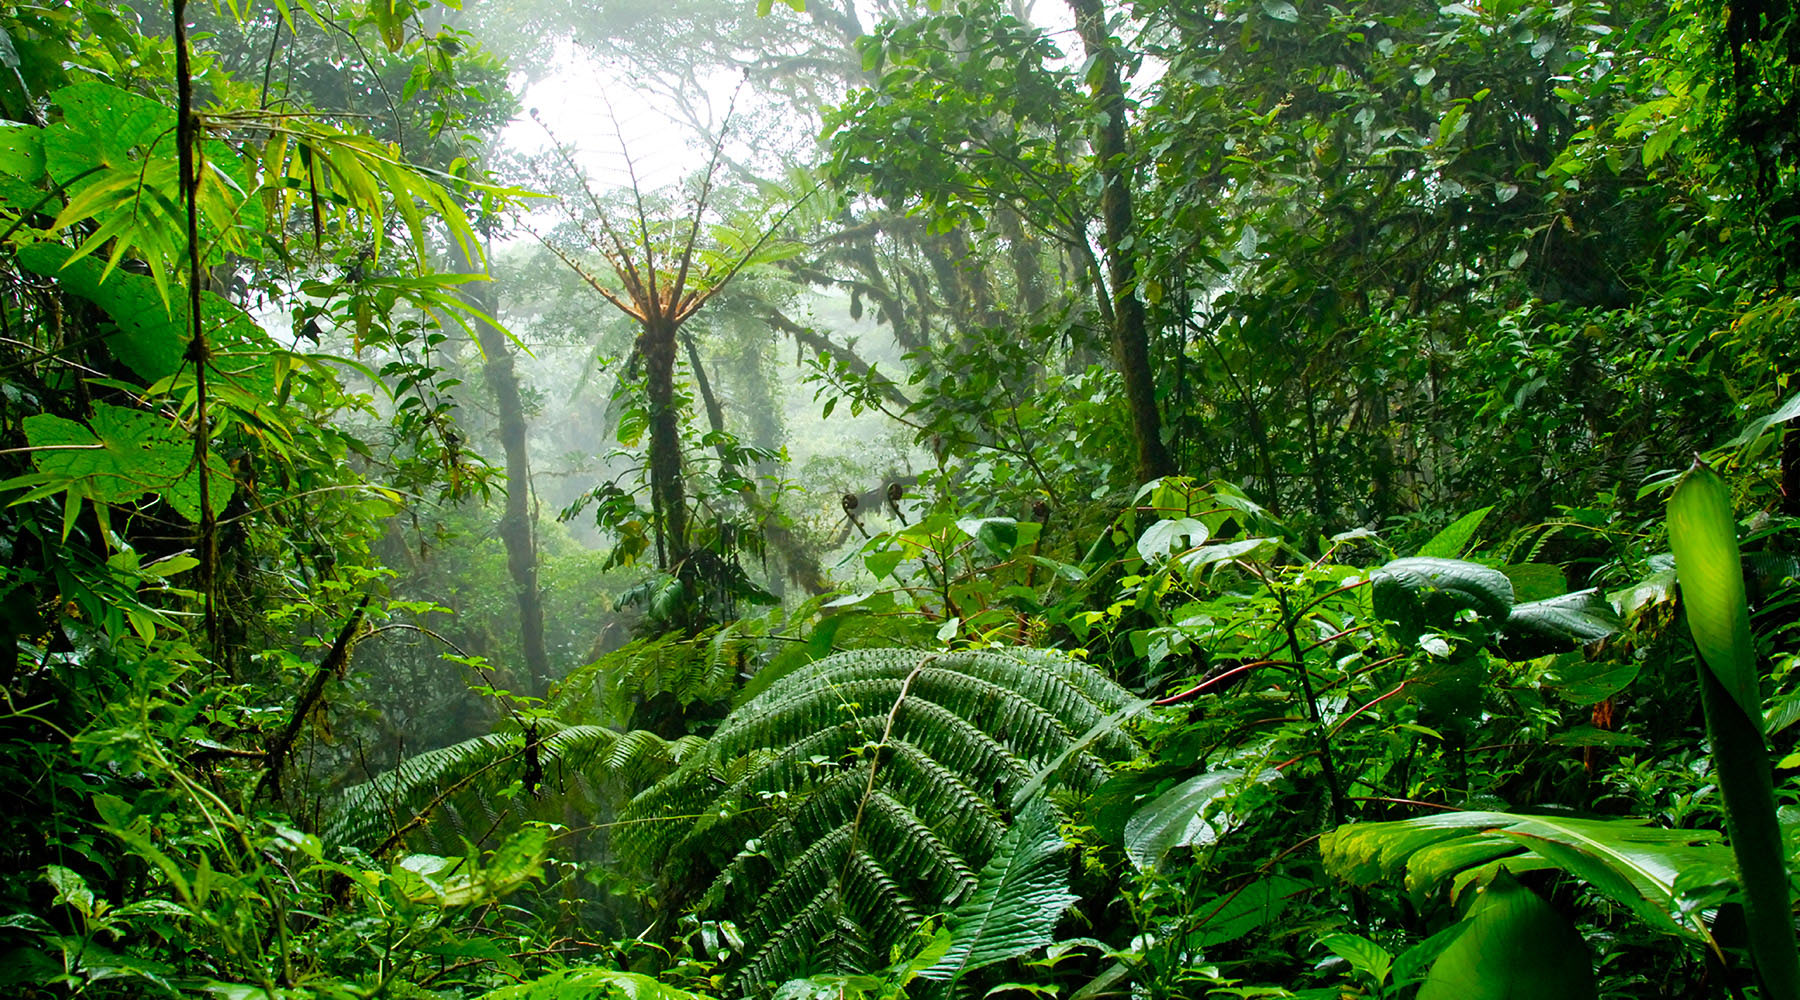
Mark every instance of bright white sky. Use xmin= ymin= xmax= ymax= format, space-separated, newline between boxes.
xmin=499 ymin=0 xmax=1087 ymax=198
xmin=501 ymin=39 xmax=756 ymax=196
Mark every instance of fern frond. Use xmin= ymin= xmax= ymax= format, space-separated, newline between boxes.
xmin=327 ymin=731 xmax=519 ymax=848
xmin=617 ymin=646 xmax=1142 ymax=992
xmin=327 ymin=721 xmax=691 ymax=851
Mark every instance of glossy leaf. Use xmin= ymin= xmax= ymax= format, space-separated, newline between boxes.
xmin=1372 ymin=557 xmax=1515 ymax=634
xmin=1416 ymin=871 xmax=1595 ymax=1000
xmin=1123 ymin=767 xmax=1271 ymax=870
xmin=1322 ymin=811 xmax=1731 ymax=938
xmin=1497 ymin=590 xmax=1622 ymax=659
xmin=1417 ymin=506 xmax=1493 ymax=559
xmin=1667 ymin=463 xmax=1760 ymax=727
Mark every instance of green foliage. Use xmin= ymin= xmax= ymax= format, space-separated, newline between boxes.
xmin=3 ymin=0 xmax=1799 ymax=996
xmin=916 ymin=797 xmax=1078 ymax=983
xmin=1123 ymin=768 xmax=1271 ymax=872
xmin=1669 ymin=462 xmax=1800 ymax=996
xmin=1414 ymin=871 xmax=1596 ymax=1000
xmin=619 ymin=647 xmax=1143 ymax=992
xmin=1669 ymin=464 xmax=1762 ymax=723
xmin=326 ymin=722 xmax=701 ymax=850
xmin=1322 ymin=811 xmax=1733 ymax=940
xmin=478 ymin=966 xmax=718 ymax=1000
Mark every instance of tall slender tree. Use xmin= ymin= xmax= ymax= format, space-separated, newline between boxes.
xmin=1067 ymin=0 xmax=1172 ymax=483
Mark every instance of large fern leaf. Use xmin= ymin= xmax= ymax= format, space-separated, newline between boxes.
xmin=616 ymin=647 xmax=1142 ymax=993
xmin=327 ymin=721 xmax=699 ymax=850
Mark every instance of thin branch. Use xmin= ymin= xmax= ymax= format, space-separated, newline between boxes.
xmin=257 ymin=595 xmax=372 ymax=801
xmin=670 ymin=78 xmax=745 ymax=309
xmin=600 ymin=92 xmax=663 ymax=326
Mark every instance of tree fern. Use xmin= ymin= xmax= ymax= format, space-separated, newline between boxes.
xmin=616 ymin=647 xmax=1142 ymax=993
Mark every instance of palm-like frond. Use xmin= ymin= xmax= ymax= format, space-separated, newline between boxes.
xmin=616 ymin=647 xmax=1142 ymax=993
xmin=326 ymin=721 xmax=699 ymax=851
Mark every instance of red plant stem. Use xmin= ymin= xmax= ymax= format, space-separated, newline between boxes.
xmin=1329 ymin=680 xmax=1413 ymax=738
xmin=1153 ymin=659 xmax=1299 ymax=706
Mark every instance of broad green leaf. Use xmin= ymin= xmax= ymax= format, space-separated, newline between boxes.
xmin=1260 ymin=0 xmax=1300 ymax=21
xmin=1417 ymin=872 xmax=1595 ymax=1000
xmin=44 ymin=865 xmax=94 ymax=917
xmin=1322 ymin=810 xmax=1730 ymax=938
xmin=1497 ymin=590 xmax=1622 ymax=659
xmin=1123 ymin=767 xmax=1272 ymax=870
xmin=865 ymin=546 xmax=905 ymax=580
xmin=15 ymin=243 xmax=277 ymax=399
xmin=1373 ymin=558 xmax=1514 ymax=619
xmin=1501 ymin=562 xmax=1565 ymax=602
xmin=1393 ymin=920 xmax=1471 ymax=986
xmin=1373 ymin=557 xmax=1514 ymax=639
xmin=1179 ymin=536 xmax=1275 ymax=571
xmin=957 ymin=516 xmax=1038 ymax=560
xmin=1668 ymin=463 xmax=1760 ymax=726
xmin=17 ymin=242 xmax=184 ymax=379
xmin=1544 ymin=654 xmax=1641 ymax=705
xmin=1317 ymin=933 xmax=1393 ymax=986
xmin=1418 ymin=506 xmax=1493 ymax=559
xmin=23 ymin=404 xmax=231 ymax=521
xmin=0 ymin=122 xmax=45 ymax=210
xmin=1136 ymin=517 xmax=1208 ymax=563
xmin=919 ymin=797 xmax=1078 ymax=981
xmin=1720 ymin=388 xmax=1800 ymax=450
xmin=1190 ymin=874 xmax=1309 ymax=947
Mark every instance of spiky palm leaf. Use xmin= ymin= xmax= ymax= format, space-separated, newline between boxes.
xmin=617 ymin=647 xmax=1142 ymax=993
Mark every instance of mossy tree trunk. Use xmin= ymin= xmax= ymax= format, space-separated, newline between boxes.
xmin=1067 ymin=0 xmax=1174 ymax=484
xmin=464 ymin=255 xmax=550 ymax=699
xmin=641 ymin=317 xmax=688 ymax=568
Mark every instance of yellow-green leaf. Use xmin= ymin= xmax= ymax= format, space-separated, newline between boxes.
xmin=1668 ymin=462 xmax=1760 ymax=727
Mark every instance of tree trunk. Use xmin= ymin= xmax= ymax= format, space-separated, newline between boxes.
xmin=1067 ymin=0 xmax=1174 ymax=484
xmin=642 ymin=319 xmax=688 ymax=567
xmin=683 ymin=335 xmax=830 ymax=596
xmin=464 ymin=258 xmax=550 ymax=700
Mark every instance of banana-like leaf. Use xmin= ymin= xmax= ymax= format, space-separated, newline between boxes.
xmin=1668 ymin=464 xmax=1761 ymax=726
xmin=918 ymin=797 xmax=1077 ymax=982
xmin=1669 ymin=462 xmax=1800 ymax=998
xmin=1322 ymin=811 xmax=1732 ymax=939
xmin=1416 ymin=871 xmax=1595 ymax=1000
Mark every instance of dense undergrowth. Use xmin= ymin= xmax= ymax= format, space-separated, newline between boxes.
xmin=3 ymin=0 xmax=1799 ymax=997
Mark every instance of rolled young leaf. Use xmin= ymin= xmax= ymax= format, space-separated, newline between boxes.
xmin=1667 ymin=462 xmax=1761 ymax=727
